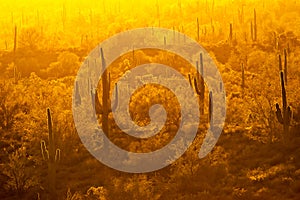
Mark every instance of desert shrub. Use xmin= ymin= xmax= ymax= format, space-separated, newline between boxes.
xmin=2 ymin=146 xmax=39 ymax=196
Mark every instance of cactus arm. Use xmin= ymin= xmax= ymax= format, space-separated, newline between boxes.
xmin=94 ymin=89 xmax=103 ymax=115
xmin=111 ymin=83 xmax=118 ymax=112
xmin=287 ymin=106 xmax=292 ymax=125
xmin=275 ymin=103 xmax=283 ymax=124
xmin=194 ymin=77 xmax=201 ymax=96
xmin=55 ymin=149 xmax=61 ymax=162
xmin=199 ymin=53 xmax=204 ymax=76
xmin=41 ymin=140 xmax=48 ymax=160
xmin=188 ymin=73 xmax=193 ymax=87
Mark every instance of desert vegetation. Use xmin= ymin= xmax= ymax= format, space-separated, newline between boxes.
xmin=0 ymin=0 xmax=300 ymax=199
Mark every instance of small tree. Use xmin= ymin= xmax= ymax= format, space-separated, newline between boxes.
xmin=2 ymin=147 xmax=39 ymax=196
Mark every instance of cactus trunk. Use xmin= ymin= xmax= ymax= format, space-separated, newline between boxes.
xmin=197 ymin=18 xmax=200 ymax=41
xmin=47 ymin=108 xmax=56 ymax=200
xmin=199 ymin=53 xmax=205 ymax=115
xmin=229 ymin=23 xmax=233 ymax=42
xmin=241 ymin=62 xmax=245 ymax=98
xmin=254 ymin=9 xmax=257 ymax=41
xmin=40 ymin=108 xmax=61 ymax=200
xmin=284 ymin=49 xmax=288 ymax=84
xmin=280 ymin=72 xmax=289 ymax=135
xmin=13 ymin=25 xmax=17 ymax=53
xmin=100 ymin=48 xmax=110 ymax=138
xmin=209 ymin=91 xmax=213 ymax=125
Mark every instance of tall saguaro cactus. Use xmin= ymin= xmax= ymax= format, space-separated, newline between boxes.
xmin=13 ymin=25 xmax=17 ymax=53
xmin=276 ymin=72 xmax=292 ymax=138
xmin=229 ymin=23 xmax=233 ymax=42
xmin=190 ymin=53 xmax=205 ymax=115
xmin=278 ymin=50 xmax=288 ymax=84
xmin=75 ymin=81 xmax=81 ymax=106
xmin=253 ymin=8 xmax=257 ymax=42
xmin=198 ymin=53 xmax=205 ymax=114
xmin=241 ymin=62 xmax=245 ymax=97
xmin=209 ymin=91 xmax=213 ymax=125
xmin=284 ymin=49 xmax=288 ymax=84
xmin=100 ymin=48 xmax=110 ymax=137
xmin=41 ymin=108 xmax=60 ymax=200
xmin=197 ymin=17 xmax=200 ymax=41
xmin=93 ymin=48 xmax=119 ymax=138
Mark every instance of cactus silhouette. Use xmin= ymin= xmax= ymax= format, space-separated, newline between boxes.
xmin=284 ymin=49 xmax=288 ymax=84
xmin=92 ymin=48 xmax=119 ymax=138
xmin=241 ymin=62 xmax=245 ymax=98
xmin=40 ymin=108 xmax=60 ymax=200
xmin=13 ymin=25 xmax=17 ymax=52
xmin=197 ymin=17 xmax=200 ymax=41
xmin=275 ymin=71 xmax=292 ymax=137
xmin=253 ymin=8 xmax=257 ymax=42
xmin=209 ymin=91 xmax=213 ymax=125
xmin=189 ymin=53 xmax=205 ymax=114
xmin=74 ymin=81 xmax=81 ymax=106
xmin=229 ymin=23 xmax=233 ymax=42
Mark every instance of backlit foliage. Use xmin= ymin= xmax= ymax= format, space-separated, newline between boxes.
xmin=0 ymin=0 xmax=299 ymax=199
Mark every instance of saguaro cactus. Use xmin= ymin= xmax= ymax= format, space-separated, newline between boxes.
xmin=13 ymin=64 xmax=21 ymax=84
xmin=241 ymin=62 xmax=245 ymax=97
xmin=101 ymin=47 xmax=110 ymax=136
xmin=75 ymin=81 xmax=81 ymax=106
xmin=41 ymin=108 xmax=60 ymax=200
xmin=275 ymin=72 xmax=292 ymax=138
xmin=13 ymin=25 xmax=17 ymax=53
xmin=229 ymin=23 xmax=233 ymax=42
xmin=190 ymin=54 xmax=205 ymax=114
xmin=278 ymin=50 xmax=288 ymax=84
xmin=284 ymin=49 xmax=288 ymax=84
xmin=253 ymin=8 xmax=257 ymax=41
xmin=93 ymin=48 xmax=119 ymax=137
xmin=209 ymin=91 xmax=213 ymax=125
xmin=197 ymin=17 xmax=200 ymax=41
xmin=198 ymin=54 xmax=205 ymax=113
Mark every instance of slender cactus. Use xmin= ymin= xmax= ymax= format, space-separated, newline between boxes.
xmin=188 ymin=73 xmax=193 ymax=87
xmin=209 ymin=91 xmax=213 ymax=125
xmin=251 ymin=21 xmax=254 ymax=42
xmin=199 ymin=53 xmax=205 ymax=114
xmin=229 ymin=23 xmax=233 ymax=42
xmin=241 ymin=62 xmax=245 ymax=97
xmin=13 ymin=25 xmax=17 ymax=53
xmin=253 ymin=8 xmax=257 ymax=41
xmin=219 ymin=81 xmax=223 ymax=92
xmin=75 ymin=81 xmax=81 ymax=106
xmin=14 ymin=64 xmax=17 ymax=84
xmin=100 ymin=48 xmax=109 ymax=135
xmin=284 ymin=49 xmax=288 ymax=84
xmin=197 ymin=18 xmax=200 ymax=41
xmin=40 ymin=108 xmax=60 ymax=200
xmin=189 ymin=54 xmax=205 ymax=114
xmin=93 ymin=48 xmax=119 ymax=136
xmin=275 ymin=71 xmax=292 ymax=138
xmin=278 ymin=54 xmax=282 ymax=71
